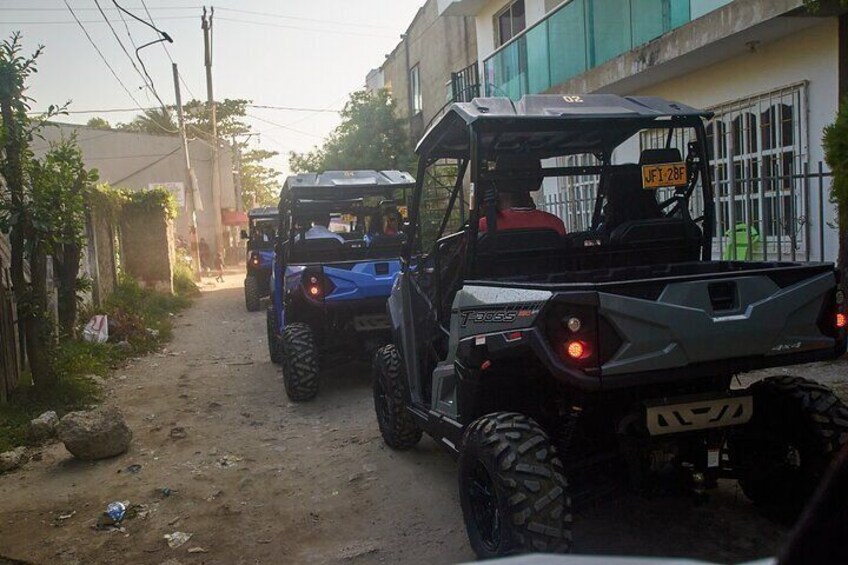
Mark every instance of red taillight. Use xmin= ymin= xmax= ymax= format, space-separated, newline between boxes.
xmin=249 ymin=253 xmax=261 ymax=267
xmin=302 ymin=272 xmax=333 ymax=300
xmin=837 ymin=312 xmax=847 ymax=329
xmin=566 ymin=340 xmax=590 ymax=360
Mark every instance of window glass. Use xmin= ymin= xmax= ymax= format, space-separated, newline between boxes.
xmin=495 ymin=0 xmax=526 ymax=47
xmin=410 ymin=65 xmax=422 ymax=114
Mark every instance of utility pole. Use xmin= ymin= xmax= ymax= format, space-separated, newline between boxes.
xmin=172 ymin=63 xmax=203 ymax=281
xmin=231 ymin=134 xmax=244 ymax=212
xmin=202 ymin=6 xmax=224 ymax=256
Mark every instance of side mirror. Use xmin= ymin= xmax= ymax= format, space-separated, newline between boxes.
xmin=240 ymin=229 xmax=249 ymax=240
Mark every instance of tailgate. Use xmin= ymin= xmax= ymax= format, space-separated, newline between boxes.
xmin=599 ymin=270 xmax=837 ymax=376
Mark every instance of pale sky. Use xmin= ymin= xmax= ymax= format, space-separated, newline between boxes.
xmin=0 ymin=0 xmax=425 ymax=175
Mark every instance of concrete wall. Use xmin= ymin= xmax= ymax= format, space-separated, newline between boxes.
xmin=379 ymin=0 xmax=479 ymax=140
xmin=119 ymin=204 xmax=175 ymax=294
xmin=36 ymin=123 xmax=237 ymax=254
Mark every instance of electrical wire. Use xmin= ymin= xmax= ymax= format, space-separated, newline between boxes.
xmin=245 ymin=113 xmax=323 ymax=139
xmin=215 ymin=17 xmax=396 ymax=39
xmin=93 ymin=0 xmax=153 ymax=98
xmin=140 ymin=0 xmax=197 ymax=100
xmin=4 ymin=16 xmax=195 ymax=25
xmin=62 ymin=0 xmax=146 ymax=113
xmin=112 ymin=0 xmax=172 ymax=42
xmin=248 ymin=105 xmax=339 ymax=113
xmin=214 ymin=7 xmax=396 ymax=31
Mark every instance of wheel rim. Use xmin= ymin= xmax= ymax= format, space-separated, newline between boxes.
xmin=467 ymin=461 xmax=501 ymax=553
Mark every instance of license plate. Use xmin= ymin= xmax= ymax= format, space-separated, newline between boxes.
xmin=641 ymin=162 xmax=688 ymax=190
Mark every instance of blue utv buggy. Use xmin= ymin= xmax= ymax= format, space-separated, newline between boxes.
xmin=267 ymin=170 xmax=415 ymax=401
xmin=241 ymin=207 xmax=279 ymax=311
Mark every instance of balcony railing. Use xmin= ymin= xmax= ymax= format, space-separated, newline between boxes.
xmin=483 ymin=0 xmax=733 ymax=98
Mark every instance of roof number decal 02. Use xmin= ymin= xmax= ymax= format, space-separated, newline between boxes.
xmin=563 ymin=95 xmax=584 ymax=103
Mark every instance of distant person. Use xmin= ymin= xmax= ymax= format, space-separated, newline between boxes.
xmin=298 ymin=213 xmax=345 ymax=243
xmin=198 ymin=237 xmax=211 ymax=273
xmin=382 ymin=212 xmax=399 ymax=236
xmin=478 ymin=155 xmax=566 ymax=236
xmin=215 ymin=252 xmax=225 ymax=283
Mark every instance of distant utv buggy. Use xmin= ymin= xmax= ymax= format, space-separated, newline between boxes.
xmin=241 ymin=207 xmax=278 ymax=311
xmin=267 ymin=170 xmax=414 ymax=402
xmin=371 ymin=95 xmax=848 ymax=558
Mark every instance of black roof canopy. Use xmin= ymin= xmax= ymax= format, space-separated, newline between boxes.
xmin=247 ymin=206 xmax=278 ymax=219
xmin=416 ymin=95 xmax=713 ymax=161
xmin=282 ymin=170 xmax=415 ymax=201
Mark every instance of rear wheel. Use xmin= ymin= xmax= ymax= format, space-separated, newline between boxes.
xmin=372 ymin=345 xmax=421 ymax=449
xmin=458 ymin=412 xmax=571 ymax=558
xmin=244 ymin=276 xmax=260 ymax=312
xmin=266 ymin=308 xmax=283 ymax=364
xmin=732 ymin=375 xmax=848 ymax=521
xmin=281 ymin=323 xmax=319 ymax=401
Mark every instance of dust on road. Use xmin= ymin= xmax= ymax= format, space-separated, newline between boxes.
xmin=1 ymin=273 xmax=831 ymax=564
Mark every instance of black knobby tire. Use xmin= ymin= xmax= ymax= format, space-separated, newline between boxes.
xmin=732 ymin=375 xmax=848 ymax=521
xmin=281 ymin=323 xmax=319 ymax=401
xmin=244 ymin=276 xmax=261 ymax=312
xmin=458 ymin=412 xmax=571 ymax=558
xmin=372 ymin=345 xmax=422 ymax=449
xmin=266 ymin=308 xmax=283 ymax=365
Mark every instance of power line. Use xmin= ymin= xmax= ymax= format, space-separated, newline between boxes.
xmin=140 ymin=0 xmax=197 ymax=100
xmin=215 ymin=17 xmax=396 ymax=39
xmin=0 ymin=6 xmax=201 ymax=11
xmin=27 ymin=104 xmax=341 ymax=115
xmin=3 ymin=15 xmax=195 ymax=24
xmin=245 ymin=113 xmax=323 ymax=139
xmin=93 ymin=0 xmax=154 ymax=99
xmin=62 ymin=0 xmax=146 ymax=113
xmin=215 ymin=7 xmax=396 ymax=31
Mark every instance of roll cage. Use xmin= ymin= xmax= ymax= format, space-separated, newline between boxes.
xmin=403 ymin=95 xmax=716 ymax=280
xmin=276 ymin=170 xmax=415 ymax=264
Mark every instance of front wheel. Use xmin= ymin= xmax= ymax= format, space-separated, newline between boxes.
xmin=458 ymin=412 xmax=571 ymax=558
xmin=244 ymin=276 xmax=260 ymax=312
xmin=266 ymin=308 xmax=283 ymax=364
xmin=731 ymin=375 xmax=848 ymax=521
xmin=372 ymin=345 xmax=421 ymax=449
xmin=281 ymin=323 xmax=319 ymax=401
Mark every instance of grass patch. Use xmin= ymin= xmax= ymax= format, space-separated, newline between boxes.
xmin=0 ymin=276 xmax=195 ymax=453
xmin=174 ymin=262 xmax=200 ymax=298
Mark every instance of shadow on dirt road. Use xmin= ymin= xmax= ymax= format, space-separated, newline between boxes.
xmin=0 ymin=274 xmax=811 ymax=564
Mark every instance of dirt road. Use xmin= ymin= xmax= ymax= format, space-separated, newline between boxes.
xmin=1 ymin=273 xmax=842 ymax=564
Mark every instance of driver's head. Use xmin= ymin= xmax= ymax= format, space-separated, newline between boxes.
xmin=311 ymin=213 xmax=331 ymax=228
xmin=493 ymin=154 xmax=542 ymax=210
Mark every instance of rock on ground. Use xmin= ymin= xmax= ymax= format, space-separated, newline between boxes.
xmin=57 ymin=406 xmax=132 ymax=461
xmin=28 ymin=410 xmax=59 ymax=443
xmin=0 ymin=447 xmax=28 ymax=473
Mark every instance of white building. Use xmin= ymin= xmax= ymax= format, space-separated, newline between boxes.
xmin=37 ymin=123 xmax=241 ymax=256
xmin=438 ymin=0 xmax=845 ymax=262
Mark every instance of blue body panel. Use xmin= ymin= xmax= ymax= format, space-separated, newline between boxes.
xmin=256 ymin=250 xmax=274 ymax=270
xmin=270 ymin=259 xmax=401 ymax=334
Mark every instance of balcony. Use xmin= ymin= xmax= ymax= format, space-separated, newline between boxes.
xmin=483 ymin=0 xmax=733 ymax=98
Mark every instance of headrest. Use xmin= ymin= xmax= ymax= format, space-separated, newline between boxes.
xmin=640 ymin=148 xmax=682 ymax=165
xmin=493 ymin=154 xmax=543 ymax=192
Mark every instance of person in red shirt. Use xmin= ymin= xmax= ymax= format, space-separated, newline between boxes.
xmin=478 ymin=155 xmax=566 ymax=236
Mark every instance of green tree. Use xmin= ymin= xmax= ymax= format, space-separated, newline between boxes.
xmin=289 ymin=89 xmax=414 ymax=173
xmin=0 ymin=33 xmax=61 ymax=389
xmin=118 ymin=106 xmax=177 ymax=135
xmin=823 ymin=98 xmax=848 ymax=287
xmin=239 ymin=148 xmax=281 ymax=208
xmin=183 ymin=98 xmax=250 ymax=138
xmin=30 ymin=138 xmax=98 ymax=336
xmin=85 ymin=116 xmax=110 ymax=129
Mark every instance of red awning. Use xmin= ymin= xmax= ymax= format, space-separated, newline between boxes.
xmin=221 ymin=209 xmax=248 ymax=226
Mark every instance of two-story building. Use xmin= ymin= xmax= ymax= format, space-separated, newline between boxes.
xmin=438 ymin=0 xmax=847 ymax=262
xmin=366 ymin=0 xmax=479 ymax=143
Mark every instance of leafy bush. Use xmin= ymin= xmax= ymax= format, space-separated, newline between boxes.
xmin=173 ymin=262 xmax=200 ymax=297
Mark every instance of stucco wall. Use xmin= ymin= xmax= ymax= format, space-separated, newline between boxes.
xmin=119 ymin=204 xmax=175 ymax=294
xmin=36 ymin=124 xmax=236 ymax=253
xmin=380 ymin=0 xmax=479 ymax=139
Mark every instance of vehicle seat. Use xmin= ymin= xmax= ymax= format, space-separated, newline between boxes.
xmin=290 ymin=237 xmax=344 ymax=263
xmin=602 ymin=164 xmax=662 ymax=233
xmin=476 ymin=228 xmax=562 ymax=278
xmin=368 ymin=233 xmax=407 ymax=257
xmin=609 ymin=217 xmax=702 ymax=263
